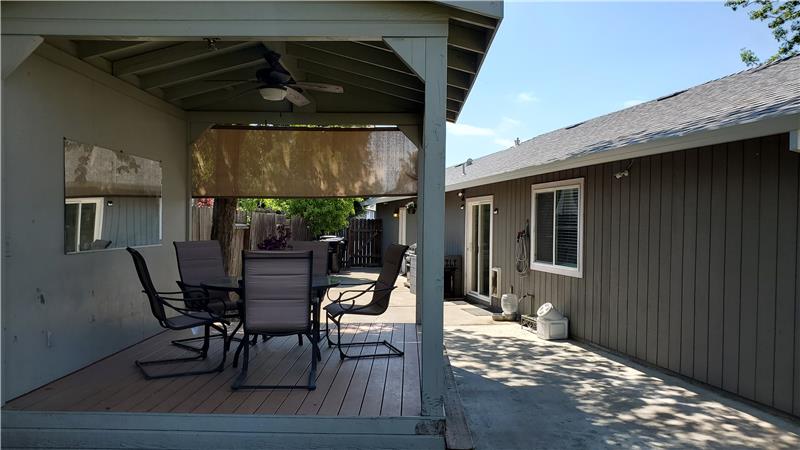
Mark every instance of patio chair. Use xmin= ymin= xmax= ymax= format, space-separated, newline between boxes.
xmin=286 ymin=240 xmax=330 ymax=276
xmin=231 ymin=250 xmax=318 ymax=390
xmin=286 ymin=240 xmax=329 ymax=348
xmin=173 ymin=240 xmax=241 ymax=352
xmin=324 ymin=244 xmax=408 ymax=360
xmin=126 ymin=247 xmax=229 ymax=379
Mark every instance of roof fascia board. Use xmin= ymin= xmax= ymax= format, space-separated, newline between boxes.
xmin=186 ymin=111 xmax=422 ymax=126
xmin=436 ymin=1 xmax=504 ymax=20
xmin=1 ymin=2 xmax=450 ymax=39
xmin=447 ymin=113 xmax=800 ymax=191
xmin=33 ymin=42 xmax=186 ymax=120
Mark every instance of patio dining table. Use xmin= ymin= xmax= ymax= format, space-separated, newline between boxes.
xmin=200 ymin=275 xmax=341 ymax=343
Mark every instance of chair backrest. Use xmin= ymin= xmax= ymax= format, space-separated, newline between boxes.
xmin=369 ymin=244 xmax=409 ymax=313
xmin=126 ymin=247 xmax=167 ymax=324
xmin=173 ymin=240 xmax=226 ymax=286
xmin=286 ymin=240 xmax=329 ymax=276
xmin=242 ymin=250 xmax=312 ymax=334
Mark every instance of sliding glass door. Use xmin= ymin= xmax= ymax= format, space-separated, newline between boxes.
xmin=465 ymin=196 xmax=493 ymax=299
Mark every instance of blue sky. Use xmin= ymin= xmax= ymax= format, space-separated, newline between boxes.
xmin=445 ymin=1 xmax=779 ymax=166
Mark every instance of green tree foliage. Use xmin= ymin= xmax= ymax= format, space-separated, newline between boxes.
xmin=238 ymin=198 xmax=361 ymax=236
xmin=727 ymin=0 xmax=800 ymax=65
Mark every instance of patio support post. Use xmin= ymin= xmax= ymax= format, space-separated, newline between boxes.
xmin=418 ymin=36 xmax=447 ymax=417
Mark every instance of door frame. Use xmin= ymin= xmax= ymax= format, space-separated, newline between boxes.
xmin=464 ymin=195 xmax=493 ymax=303
xmin=398 ymin=206 xmax=407 ymax=245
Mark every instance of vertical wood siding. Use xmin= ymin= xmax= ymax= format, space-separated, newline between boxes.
xmin=101 ymin=196 xmax=161 ymax=248
xmin=453 ymin=133 xmax=799 ymax=416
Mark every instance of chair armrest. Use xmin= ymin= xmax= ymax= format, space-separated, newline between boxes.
xmin=336 ymin=280 xmax=377 ymax=287
xmin=326 ymin=286 xmax=396 ymax=313
xmin=158 ymin=294 xmax=228 ymax=324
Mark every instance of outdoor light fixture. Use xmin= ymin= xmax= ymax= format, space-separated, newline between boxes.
xmin=259 ymin=87 xmax=287 ymax=101
xmin=460 ymin=203 xmax=465 ymax=210
xmin=457 ymin=190 xmax=464 ymax=199
xmin=615 ymin=160 xmax=633 ymax=179
xmin=106 ymin=200 xmax=114 ymax=207
xmin=392 ymin=209 xmax=399 ymax=218
xmin=493 ymin=208 xmax=499 ymax=215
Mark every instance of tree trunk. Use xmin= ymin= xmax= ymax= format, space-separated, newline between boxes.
xmin=210 ymin=197 xmax=237 ymax=275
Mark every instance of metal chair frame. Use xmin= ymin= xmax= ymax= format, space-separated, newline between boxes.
xmin=172 ymin=241 xmax=241 ymax=352
xmin=324 ymin=282 xmax=404 ymax=359
xmin=127 ymin=247 xmax=230 ymax=380
xmin=231 ymin=251 xmax=318 ymax=391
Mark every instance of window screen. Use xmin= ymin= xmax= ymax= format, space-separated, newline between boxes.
xmin=555 ymin=188 xmax=579 ymax=267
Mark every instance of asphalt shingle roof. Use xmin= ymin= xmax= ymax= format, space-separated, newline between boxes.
xmin=446 ymin=55 xmax=800 ymax=187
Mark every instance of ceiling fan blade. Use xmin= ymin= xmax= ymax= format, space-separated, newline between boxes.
xmin=293 ymin=82 xmax=344 ymax=94
xmin=201 ymin=78 xmax=257 ymax=82
xmin=284 ymin=86 xmax=311 ymax=107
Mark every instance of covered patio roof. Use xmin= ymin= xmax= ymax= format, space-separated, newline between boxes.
xmin=6 ymin=2 xmax=500 ymax=123
xmin=1 ymin=3 xmax=503 ymax=446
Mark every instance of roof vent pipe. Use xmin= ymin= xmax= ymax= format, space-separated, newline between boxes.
xmin=461 ymin=158 xmax=473 ymax=175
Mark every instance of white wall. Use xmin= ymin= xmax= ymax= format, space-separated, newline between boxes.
xmin=1 ymin=52 xmax=187 ymax=401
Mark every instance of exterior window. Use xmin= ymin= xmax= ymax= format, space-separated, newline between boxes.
xmin=531 ymin=178 xmax=583 ymax=277
xmin=65 ymin=198 xmax=104 ymax=253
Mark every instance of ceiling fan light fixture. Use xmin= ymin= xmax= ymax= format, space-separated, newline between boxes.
xmin=259 ymin=87 xmax=287 ymax=101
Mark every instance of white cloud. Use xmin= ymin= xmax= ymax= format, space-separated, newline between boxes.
xmin=498 ymin=116 xmax=521 ymax=130
xmin=622 ymin=99 xmax=645 ymax=108
xmin=515 ymin=91 xmax=539 ymax=103
xmin=448 ymin=117 xmax=523 ymax=150
xmin=494 ymin=138 xmax=515 ymax=148
xmin=446 ymin=122 xmax=495 ymax=137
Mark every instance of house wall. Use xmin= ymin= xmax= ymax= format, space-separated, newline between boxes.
xmin=376 ymin=199 xmax=417 ymax=254
xmin=455 ymin=133 xmax=800 ymax=417
xmin=101 ymin=197 xmax=162 ymax=248
xmin=1 ymin=53 xmax=187 ymax=401
xmin=375 ymin=191 xmax=463 ymax=257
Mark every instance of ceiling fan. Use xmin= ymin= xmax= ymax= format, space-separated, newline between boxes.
xmin=206 ymin=50 xmax=343 ymax=106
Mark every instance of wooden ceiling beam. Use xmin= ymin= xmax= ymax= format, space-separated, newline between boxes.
xmin=75 ymin=40 xmax=165 ymax=59
xmin=447 ymin=85 xmax=466 ymax=103
xmin=180 ymin=81 xmax=262 ymax=110
xmin=113 ymin=41 xmax=254 ymax=76
xmin=447 ymin=68 xmax=471 ymax=90
xmin=297 ymin=60 xmax=423 ymax=104
xmin=299 ymin=41 xmax=413 ymax=75
xmin=288 ymin=43 xmax=423 ymax=92
xmin=162 ymin=65 xmax=266 ymax=101
xmin=448 ymin=23 xmax=487 ymax=54
xmin=447 ymin=47 xmax=478 ymax=75
xmin=139 ymin=45 xmax=266 ymax=90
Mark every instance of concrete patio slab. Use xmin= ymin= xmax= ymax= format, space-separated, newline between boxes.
xmin=445 ymin=323 xmax=800 ymax=450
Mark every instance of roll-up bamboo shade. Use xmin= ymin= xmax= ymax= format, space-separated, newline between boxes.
xmin=191 ymin=128 xmax=418 ymax=198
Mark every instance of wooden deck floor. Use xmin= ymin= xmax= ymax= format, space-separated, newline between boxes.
xmin=4 ymin=322 xmax=421 ymax=417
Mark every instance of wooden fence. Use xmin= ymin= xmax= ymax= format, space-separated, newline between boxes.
xmin=341 ymin=218 xmax=382 ymax=267
xmin=190 ymin=206 xmax=312 ymax=275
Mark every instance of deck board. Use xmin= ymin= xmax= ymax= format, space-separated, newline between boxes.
xmin=3 ymin=322 xmax=420 ymax=417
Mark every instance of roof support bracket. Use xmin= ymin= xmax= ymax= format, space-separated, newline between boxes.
xmin=384 ymin=37 xmax=428 ymax=81
xmin=2 ymin=35 xmax=43 ymax=80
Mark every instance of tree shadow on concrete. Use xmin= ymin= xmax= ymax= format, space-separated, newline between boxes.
xmin=445 ymin=326 xmax=800 ymax=450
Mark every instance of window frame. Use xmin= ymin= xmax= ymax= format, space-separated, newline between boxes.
xmin=530 ymin=178 xmax=584 ymax=278
xmin=65 ymin=197 xmax=104 ymax=253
